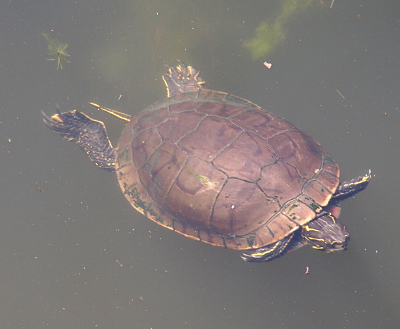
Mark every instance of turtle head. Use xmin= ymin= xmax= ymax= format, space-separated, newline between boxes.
xmin=301 ymin=209 xmax=350 ymax=253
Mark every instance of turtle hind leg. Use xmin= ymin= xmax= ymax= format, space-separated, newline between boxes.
xmin=162 ymin=60 xmax=205 ymax=97
xmin=42 ymin=109 xmax=116 ymax=172
xmin=241 ymin=234 xmax=293 ymax=262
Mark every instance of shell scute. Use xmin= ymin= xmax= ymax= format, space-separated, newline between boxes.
xmin=213 ymin=132 xmax=275 ymax=182
xmin=302 ymin=179 xmax=334 ymax=207
xmin=137 ymin=142 xmax=188 ymax=206
xmin=178 ymin=116 xmax=242 ymax=160
xmin=163 ymin=158 xmax=226 ymax=228
xmin=258 ymin=161 xmax=306 ymax=203
xmin=257 ymin=213 xmax=297 ymax=247
xmin=158 ymin=111 xmax=206 ymax=143
xmin=197 ymin=101 xmax=248 ymax=117
xmin=212 ymin=179 xmax=279 ymax=236
xmin=268 ymin=131 xmax=323 ymax=179
xmin=230 ymin=108 xmax=274 ymax=131
xmin=169 ymin=101 xmax=200 ymax=113
xmin=133 ymin=106 xmax=169 ymax=135
xmin=131 ymin=127 xmax=162 ymax=168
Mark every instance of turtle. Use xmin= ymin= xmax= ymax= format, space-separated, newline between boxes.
xmin=42 ymin=61 xmax=370 ymax=262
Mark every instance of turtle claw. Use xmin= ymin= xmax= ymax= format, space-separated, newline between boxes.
xmin=163 ymin=60 xmax=205 ymax=97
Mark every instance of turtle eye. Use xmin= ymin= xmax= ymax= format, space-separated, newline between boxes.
xmin=301 ymin=213 xmax=350 ymax=252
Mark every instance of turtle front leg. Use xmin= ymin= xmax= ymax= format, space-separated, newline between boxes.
xmin=332 ymin=170 xmax=371 ymax=201
xmin=162 ymin=60 xmax=205 ymax=97
xmin=42 ymin=109 xmax=116 ymax=172
xmin=241 ymin=234 xmax=293 ymax=262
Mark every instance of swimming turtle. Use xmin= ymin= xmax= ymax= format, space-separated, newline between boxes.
xmin=42 ymin=61 xmax=370 ymax=262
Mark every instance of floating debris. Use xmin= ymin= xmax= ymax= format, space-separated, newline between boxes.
xmin=263 ymin=61 xmax=272 ymax=69
xmin=43 ymin=33 xmax=70 ymax=69
xmin=336 ymin=89 xmax=345 ymax=100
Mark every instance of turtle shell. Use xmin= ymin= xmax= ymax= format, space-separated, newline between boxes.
xmin=115 ymin=89 xmax=340 ymax=250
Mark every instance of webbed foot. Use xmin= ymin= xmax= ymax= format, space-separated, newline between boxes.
xmin=163 ymin=60 xmax=205 ymax=97
xmin=42 ymin=109 xmax=116 ymax=171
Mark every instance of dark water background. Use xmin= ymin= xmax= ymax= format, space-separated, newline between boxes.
xmin=1 ymin=1 xmax=399 ymax=328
